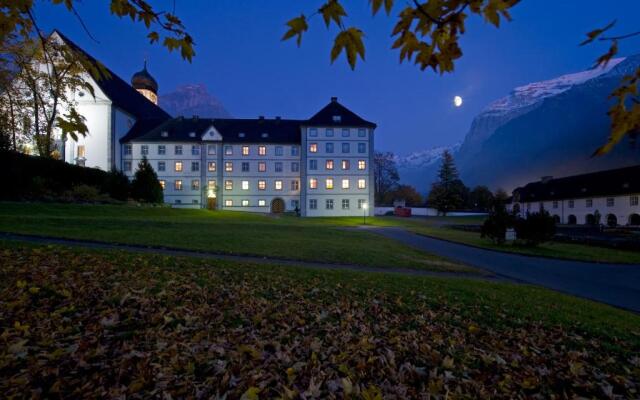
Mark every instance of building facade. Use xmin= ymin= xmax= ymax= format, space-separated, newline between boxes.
xmin=51 ymin=32 xmax=376 ymax=217
xmin=509 ymin=166 xmax=640 ymax=226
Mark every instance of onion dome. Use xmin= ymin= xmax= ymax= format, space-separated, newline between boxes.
xmin=131 ymin=61 xmax=158 ymax=94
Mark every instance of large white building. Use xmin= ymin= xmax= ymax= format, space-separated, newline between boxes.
xmin=509 ymin=166 xmax=640 ymax=227
xmin=53 ymin=31 xmax=376 ymax=217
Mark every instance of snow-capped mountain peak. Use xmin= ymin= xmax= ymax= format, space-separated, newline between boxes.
xmin=396 ymin=143 xmax=461 ymax=169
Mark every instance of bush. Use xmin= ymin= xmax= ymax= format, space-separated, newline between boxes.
xmin=63 ymin=184 xmax=111 ymax=203
xmin=102 ymin=168 xmax=130 ymax=201
xmin=131 ymin=157 xmax=163 ymax=203
xmin=481 ymin=207 xmax=515 ymax=244
xmin=514 ymin=211 xmax=557 ymax=246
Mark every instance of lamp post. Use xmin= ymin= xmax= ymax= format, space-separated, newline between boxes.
xmin=363 ymin=202 xmax=368 ymax=225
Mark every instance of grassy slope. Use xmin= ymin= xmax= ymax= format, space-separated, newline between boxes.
xmin=0 ymin=202 xmax=471 ymax=272
xmin=1 ymin=243 xmax=638 ymax=398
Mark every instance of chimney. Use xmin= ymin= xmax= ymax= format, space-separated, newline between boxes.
xmin=331 ymin=96 xmax=338 ymax=103
xmin=541 ymin=176 xmax=553 ymax=184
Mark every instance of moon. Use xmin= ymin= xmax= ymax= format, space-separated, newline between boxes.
xmin=453 ymin=95 xmax=463 ymax=107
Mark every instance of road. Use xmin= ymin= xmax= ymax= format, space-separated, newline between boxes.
xmin=371 ymin=227 xmax=640 ymax=312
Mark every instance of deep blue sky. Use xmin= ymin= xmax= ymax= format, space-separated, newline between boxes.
xmin=35 ymin=1 xmax=640 ymax=156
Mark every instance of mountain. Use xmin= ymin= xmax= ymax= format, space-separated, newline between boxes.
xmin=399 ymin=56 xmax=640 ymax=192
xmin=396 ymin=143 xmax=461 ymax=193
xmin=159 ymin=84 xmax=231 ymax=118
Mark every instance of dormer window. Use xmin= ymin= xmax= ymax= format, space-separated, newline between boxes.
xmin=261 ymin=133 xmax=268 ymax=138
xmin=189 ymin=132 xmax=196 ymax=138
xmin=239 ymin=132 xmax=246 ymax=138
xmin=623 ymin=182 xmax=630 ymax=188
xmin=332 ymin=115 xmax=341 ymax=122
xmin=581 ymin=188 xmax=587 ymax=193
xmin=161 ymin=131 xmax=168 ymax=137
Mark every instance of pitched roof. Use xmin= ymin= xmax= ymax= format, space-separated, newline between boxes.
xmin=122 ymin=117 xmax=304 ymax=143
xmin=53 ymin=30 xmax=170 ymax=121
xmin=513 ymin=165 xmax=640 ymax=202
xmin=307 ymin=97 xmax=377 ymax=128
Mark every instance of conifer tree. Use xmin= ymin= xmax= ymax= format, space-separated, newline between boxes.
xmin=131 ymin=156 xmax=163 ymax=203
xmin=427 ymin=151 xmax=468 ymax=215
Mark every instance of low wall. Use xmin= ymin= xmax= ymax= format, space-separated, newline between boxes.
xmin=374 ymin=207 xmax=487 ymax=218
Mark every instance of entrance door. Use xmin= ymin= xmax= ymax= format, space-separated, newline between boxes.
xmin=271 ymin=198 xmax=285 ymax=214
xmin=207 ymin=197 xmax=217 ymax=210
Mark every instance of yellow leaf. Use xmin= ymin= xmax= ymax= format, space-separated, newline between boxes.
xmin=241 ymin=386 xmax=261 ymax=400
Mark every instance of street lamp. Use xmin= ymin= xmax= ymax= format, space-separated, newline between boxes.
xmin=363 ymin=202 xmax=368 ymax=225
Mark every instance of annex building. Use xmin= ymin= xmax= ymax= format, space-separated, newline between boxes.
xmin=52 ymin=31 xmax=376 ymax=217
xmin=509 ymin=166 xmax=640 ymax=227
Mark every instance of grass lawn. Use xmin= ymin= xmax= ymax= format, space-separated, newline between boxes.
xmin=0 ymin=202 xmax=471 ymax=272
xmin=1 ymin=243 xmax=638 ymax=398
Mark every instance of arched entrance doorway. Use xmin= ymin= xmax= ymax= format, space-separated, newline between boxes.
xmin=629 ymin=213 xmax=640 ymax=226
xmin=567 ymin=215 xmax=577 ymax=225
xmin=271 ymin=198 xmax=285 ymax=214
xmin=606 ymin=214 xmax=617 ymax=227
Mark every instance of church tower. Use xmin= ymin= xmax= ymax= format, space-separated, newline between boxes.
xmin=131 ymin=61 xmax=158 ymax=105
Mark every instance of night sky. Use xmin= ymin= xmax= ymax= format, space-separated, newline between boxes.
xmin=35 ymin=1 xmax=640 ymax=157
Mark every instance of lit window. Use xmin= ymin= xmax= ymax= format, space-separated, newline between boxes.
xmin=124 ymin=161 xmax=132 ymax=171
xmin=158 ymin=145 xmax=166 ymax=155
xmin=225 ymin=162 xmax=233 ymax=172
xmin=242 ymin=162 xmax=250 ymax=172
xmin=326 ymin=178 xmax=334 ymax=190
xmin=358 ymin=179 xmax=366 ymax=189
xmin=208 ymin=180 xmax=216 ymax=190
xmin=242 ymin=199 xmax=249 ymax=207
xmin=242 ymin=145 xmax=250 ymax=156
xmin=358 ymin=143 xmax=366 ymax=153
xmin=258 ymin=146 xmax=266 ymax=156
xmin=159 ymin=180 xmax=165 ymax=190
xmin=326 ymin=160 xmax=334 ymax=170
xmin=258 ymin=199 xmax=266 ymax=207
xmin=309 ymin=199 xmax=317 ymax=209
xmin=291 ymin=146 xmax=300 ymax=156
xmin=158 ymin=161 xmax=165 ymax=172
xmin=607 ymin=197 xmax=615 ymax=207
xmin=342 ymin=128 xmax=350 ymax=137
xmin=326 ymin=199 xmax=334 ymax=210
xmin=291 ymin=180 xmax=299 ymax=191
xmin=192 ymin=145 xmax=200 ymax=155
xmin=191 ymin=179 xmax=200 ymax=190
xmin=291 ymin=162 xmax=300 ymax=172
xmin=342 ymin=179 xmax=350 ymax=189
xmin=275 ymin=180 xmax=283 ymax=190
xmin=358 ymin=128 xmax=366 ymax=137
xmin=309 ymin=128 xmax=318 ymax=137
xmin=258 ymin=162 xmax=266 ymax=172
xmin=258 ymin=180 xmax=266 ymax=190
xmin=207 ymin=144 xmax=216 ymax=155
xmin=175 ymin=161 xmax=183 ymax=172
xmin=309 ymin=160 xmax=317 ymax=170
xmin=191 ymin=161 xmax=199 ymax=172
xmin=208 ymin=162 xmax=216 ymax=172
xmin=124 ymin=144 xmax=132 ymax=155
xmin=358 ymin=160 xmax=366 ymax=170
xmin=586 ymin=199 xmax=593 ymax=208
xmin=175 ymin=145 xmax=183 ymax=155
xmin=358 ymin=199 xmax=366 ymax=209
xmin=242 ymin=180 xmax=249 ymax=190
xmin=309 ymin=178 xmax=318 ymax=189
xmin=342 ymin=199 xmax=350 ymax=209
xmin=225 ymin=180 xmax=233 ymax=190
xmin=341 ymin=160 xmax=349 ymax=170
xmin=140 ymin=145 xmax=148 ymax=156
xmin=225 ymin=199 xmax=233 ymax=207
xmin=568 ymin=200 xmax=574 ymax=209
xmin=631 ymin=196 xmax=639 ymax=206
xmin=174 ymin=180 xmax=183 ymax=191
xmin=326 ymin=128 xmax=334 ymax=137
xmin=326 ymin=143 xmax=334 ymax=153
xmin=342 ymin=143 xmax=350 ymax=153
xmin=224 ymin=145 xmax=233 ymax=155
xmin=309 ymin=143 xmax=317 ymax=153
xmin=275 ymin=146 xmax=283 ymax=156
xmin=275 ymin=162 xmax=283 ymax=172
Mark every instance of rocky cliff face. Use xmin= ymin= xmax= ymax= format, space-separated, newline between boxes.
xmin=159 ymin=84 xmax=231 ymax=118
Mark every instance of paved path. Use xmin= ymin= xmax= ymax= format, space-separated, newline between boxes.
xmin=370 ymin=227 xmax=640 ymax=312
xmin=0 ymin=232 xmax=501 ymax=281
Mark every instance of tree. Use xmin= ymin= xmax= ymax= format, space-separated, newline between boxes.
xmin=374 ymin=151 xmax=400 ymax=205
xmin=492 ymin=188 xmax=510 ymax=212
xmin=514 ymin=211 xmax=556 ymax=246
xmin=102 ymin=168 xmax=130 ymax=201
xmin=383 ymin=184 xmax=422 ymax=207
xmin=468 ymin=185 xmax=495 ymax=212
xmin=131 ymin=157 xmax=163 ymax=203
xmin=481 ymin=206 xmax=515 ymax=245
xmin=427 ymin=151 xmax=468 ymax=215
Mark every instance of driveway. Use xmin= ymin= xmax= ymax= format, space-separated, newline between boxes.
xmin=370 ymin=227 xmax=640 ymax=312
